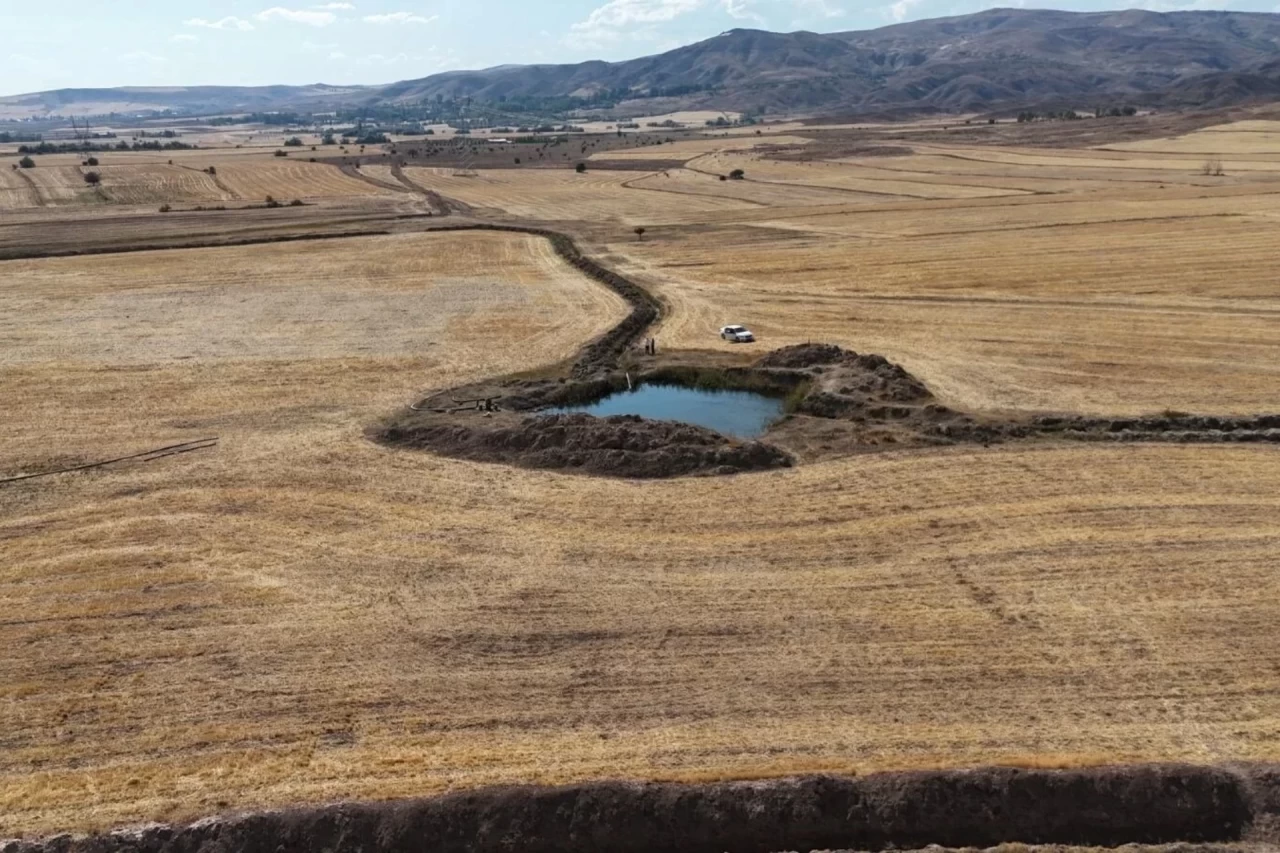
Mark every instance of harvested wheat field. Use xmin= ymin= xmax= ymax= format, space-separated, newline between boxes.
xmin=209 ymin=160 xmax=401 ymax=202
xmin=5 ymin=116 xmax=1280 ymax=842
xmin=400 ymin=167 xmax=754 ymax=222
xmin=0 ymin=156 xmax=401 ymax=210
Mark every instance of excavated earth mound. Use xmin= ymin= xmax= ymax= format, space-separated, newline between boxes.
xmin=379 ymin=412 xmax=792 ymax=479
xmin=4 ymin=764 xmax=1269 ymax=853
xmin=375 ymin=343 xmax=1280 ymax=479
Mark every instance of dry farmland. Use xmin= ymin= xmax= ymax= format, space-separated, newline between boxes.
xmin=4 ymin=114 xmax=1280 ymax=838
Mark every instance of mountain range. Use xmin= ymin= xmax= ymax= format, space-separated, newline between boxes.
xmin=5 ymin=8 xmax=1280 ymax=118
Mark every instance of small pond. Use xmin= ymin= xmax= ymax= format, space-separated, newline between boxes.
xmin=550 ymin=384 xmax=785 ymax=439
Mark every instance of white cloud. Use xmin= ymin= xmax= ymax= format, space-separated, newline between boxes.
xmin=793 ymin=0 xmax=844 ymax=19
xmin=119 ymin=51 xmax=169 ymax=64
xmin=170 ymin=33 xmax=199 ymax=42
xmin=255 ymin=7 xmax=339 ymax=26
xmin=569 ymin=0 xmax=703 ymax=45
xmin=357 ymin=52 xmax=423 ymax=64
xmin=315 ymin=2 xmax=355 ymax=7
xmin=883 ymin=0 xmax=921 ymax=22
xmin=329 ymin=51 xmax=348 ymax=59
xmin=1140 ymin=0 xmax=1226 ymax=9
xmin=722 ymin=0 xmax=766 ymax=25
xmin=184 ymin=16 xmax=255 ymax=30
xmin=363 ymin=11 xmax=437 ymax=23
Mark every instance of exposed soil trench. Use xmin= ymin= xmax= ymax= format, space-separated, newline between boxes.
xmin=8 ymin=764 xmax=1280 ymax=853
xmin=374 ymin=227 xmax=1280 ymax=479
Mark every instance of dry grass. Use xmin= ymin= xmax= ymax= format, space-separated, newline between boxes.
xmin=5 ymin=119 xmax=1280 ymax=838
xmin=1104 ymin=121 xmax=1280 ymax=156
xmin=692 ymin=151 xmax=1032 ymax=199
xmin=400 ymin=167 xmax=754 ymax=223
xmin=0 ymin=157 xmax=398 ymax=210
xmin=210 ymin=160 xmax=398 ymax=202
xmin=593 ymin=126 xmax=1280 ymax=416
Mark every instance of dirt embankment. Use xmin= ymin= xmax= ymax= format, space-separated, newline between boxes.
xmin=769 ymin=344 xmax=1280 ymax=448
xmin=382 ymin=412 xmax=792 ymax=479
xmin=377 ymin=342 xmax=1280 ymax=479
xmin=5 ymin=764 xmax=1268 ymax=853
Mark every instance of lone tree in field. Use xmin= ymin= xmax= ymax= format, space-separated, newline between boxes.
xmin=83 ymin=171 xmax=101 ymax=185
xmin=85 ymin=156 xmax=99 ymax=166
xmin=18 ymin=156 xmax=35 ymax=169
xmin=575 ymin=162 xmax=587 ymax=173
xmin=634 ymin=226 xmax=646 ymax=242
xmin=1202 ymin=159 xmax=1226 ymax=177
xmin=728 ymin=168 xmax=745 ymax=180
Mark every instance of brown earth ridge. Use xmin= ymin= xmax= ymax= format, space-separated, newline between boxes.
xmin=5 ymin=764 xmax=1278 ymax=853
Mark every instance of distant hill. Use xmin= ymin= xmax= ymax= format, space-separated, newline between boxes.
xmin=6 ymin=8 xmax=1280 ymax=118
xmin=0 ymin=84 xmax=371 ymax=119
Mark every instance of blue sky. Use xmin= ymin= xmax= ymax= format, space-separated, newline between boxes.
xmin=4 ymin=0 xmax=1277 ymax=95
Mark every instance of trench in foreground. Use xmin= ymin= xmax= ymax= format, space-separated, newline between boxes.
xmin=8 ymin=764 xmax=1278 ymax=853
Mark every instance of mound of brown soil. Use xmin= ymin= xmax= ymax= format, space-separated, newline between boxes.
xmin=4 ymin=765 xmax=1258 ymax=853
xmin=754 ymin=345 xmax=1280 ymax=451
xmin=755 ymin=343 xmax=848 ymax=368
xmin=378 ymin=412 xmax=792 ymax=478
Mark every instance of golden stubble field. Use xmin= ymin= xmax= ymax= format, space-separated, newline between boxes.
xmin=4 ymin=118 xmax=1280 ymax=837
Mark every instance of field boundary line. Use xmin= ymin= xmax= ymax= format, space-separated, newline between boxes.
xmin=1 ymin=438 xmax=218 ymax=485
xmin=0 ymin=228 xmax=401 ymax=262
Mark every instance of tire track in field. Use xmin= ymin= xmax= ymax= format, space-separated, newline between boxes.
xmin=692 ymin=153 xmax=1034 ymax=200
xmin=834 ymin=157 xmax=1199 ymax=191
xmin=11 ymin=167 xmax=45 ymax=207
xmin=619 ymin=169 xmax=773 ymax=208
xmin=390 ymin=163 xmax=474 ymax=216
xmin=339 ymin=163 xmax=415 ymax=194
xmin=177 ymin=164 xmax=241 ymax=200
xmin=684 ymin=154 xmax=904 ymax=200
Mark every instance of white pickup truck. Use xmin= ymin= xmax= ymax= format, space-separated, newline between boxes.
xmin=720 ymin=325 xmax=756 ymax=343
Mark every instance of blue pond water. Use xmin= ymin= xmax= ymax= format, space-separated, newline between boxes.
xmin=551 ymin=384 xmax=785 ymax=439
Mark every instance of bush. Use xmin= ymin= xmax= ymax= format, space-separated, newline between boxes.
xmin=289 ymin=199 xmax=304 ymax=206
xmin=728 ymin=168 xmax=745 ymax=180
xmin=86 ymin=156 xmax=99 ymax=166
xmin=575 ymin=162 xmax=587 ymax=173
xmin=18 ymin=156 xmax=35 ymax=169
xmin=274 ymin=149 xmax=288 ymax=157
xmin=83 ymin=171 xmax=101 ymax=185
xmin=205 ymin=166 xmax=217 ymax=175
xmin=264 ymin=195 xmax=281 ymax=208
xmin=159 ymin=204 xmax=172 ymax=213
xmin=283 ymin=136 xmax=304 ymax=147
